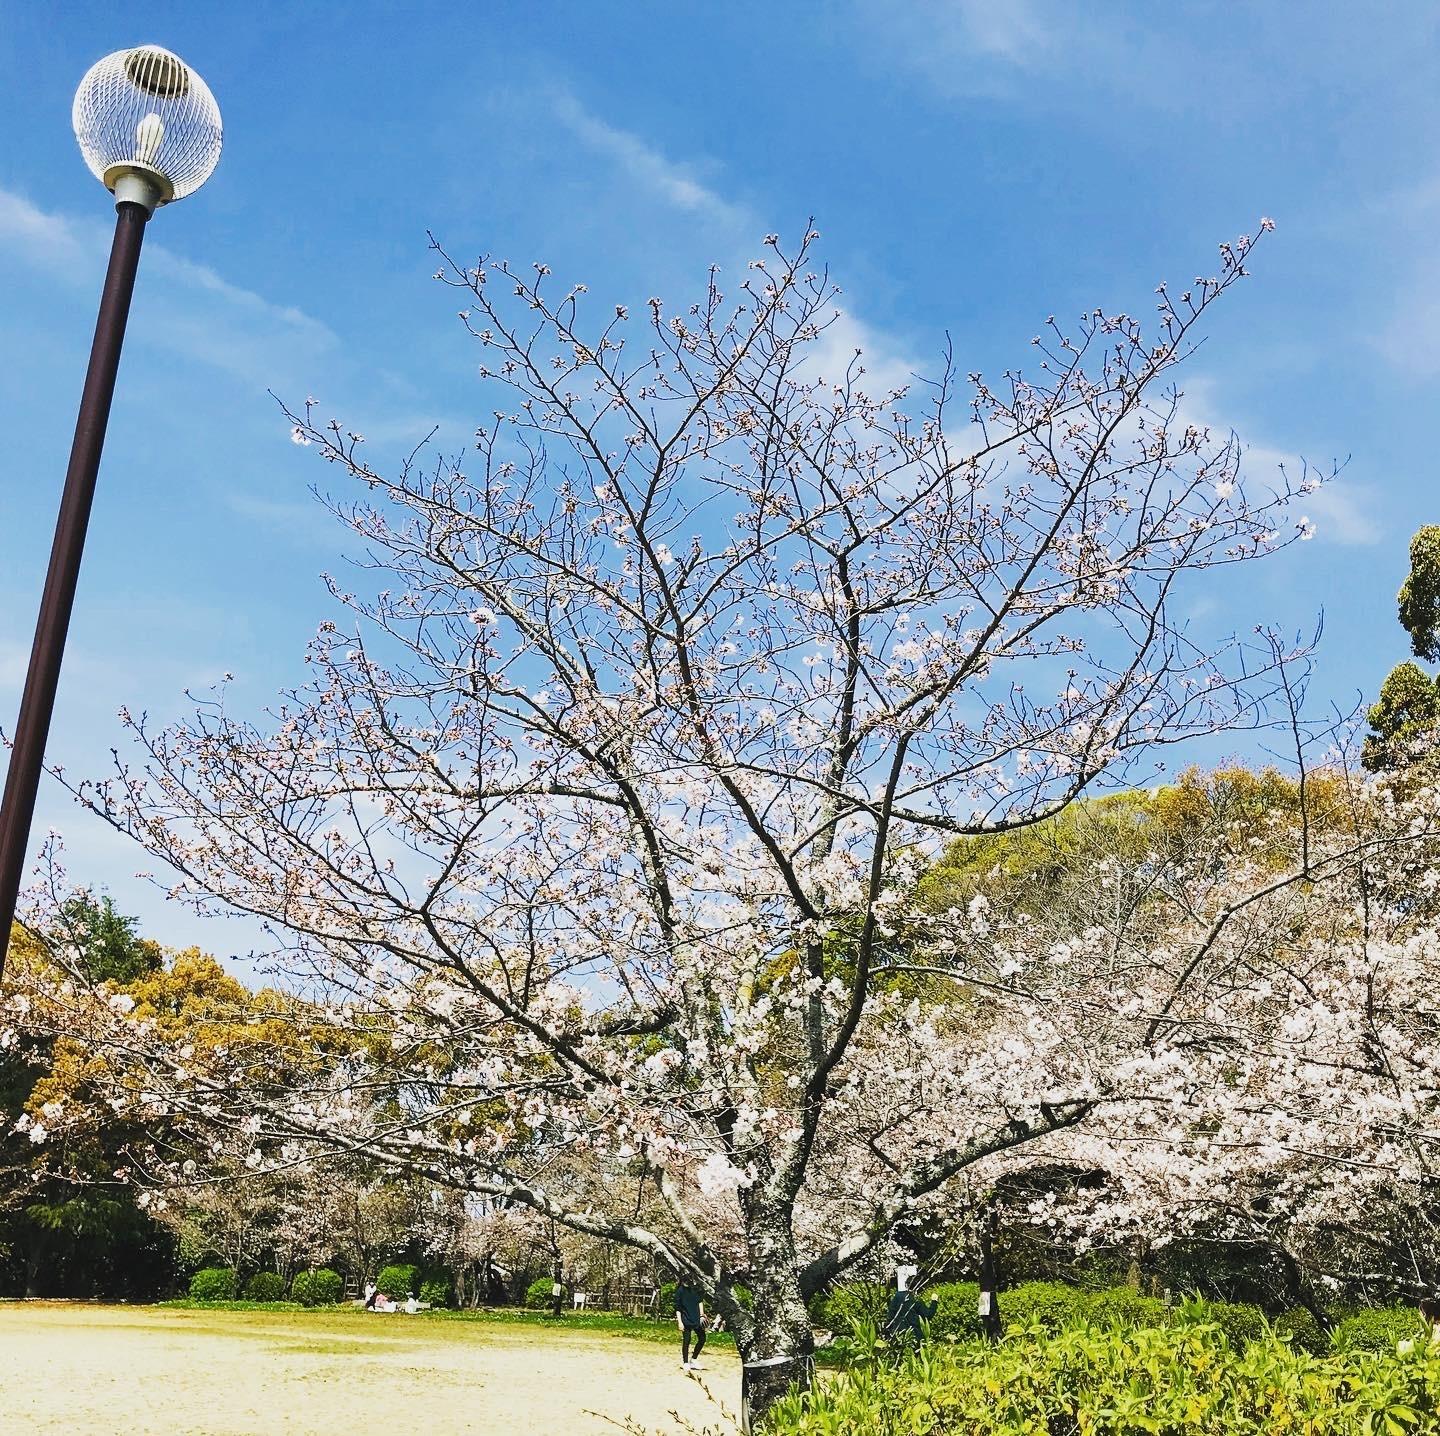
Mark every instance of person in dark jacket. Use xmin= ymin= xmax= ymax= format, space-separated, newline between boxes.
xmin=882 ymin=1269 xmax=937 ymax=1343
xmin=675 ymin=1281 xmax=708 ymax=1369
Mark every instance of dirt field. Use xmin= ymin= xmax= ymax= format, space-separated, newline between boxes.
xmin=0 ymin=1303 xmax=740 ymax=1434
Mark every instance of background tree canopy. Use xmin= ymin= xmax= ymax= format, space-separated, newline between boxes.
xmin=1366 ymin=525 xmax=1440 ymax=771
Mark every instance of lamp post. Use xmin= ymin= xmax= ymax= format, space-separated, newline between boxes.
xmin=0 ymin=46 xmax=222 ymax=982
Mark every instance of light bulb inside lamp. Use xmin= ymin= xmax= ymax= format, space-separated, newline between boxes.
xmin=134 ymin=112 xmax=165 ymax=167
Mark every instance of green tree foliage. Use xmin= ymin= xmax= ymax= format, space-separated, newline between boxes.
xmin=1364 ymin=662 xmax=1440 ymax=772
xmin=917 ymin=765 xmax=1348 ymax=926
xmin=1365 ymin=526 xmax=1440 ymax=771
xmin=54 ymin=893 xmax=162 ymax=985
xmin=0 ymin=911 xmax=173 ymax=1299
xmin=1399 ymin=526 xmax=1440 ymax=663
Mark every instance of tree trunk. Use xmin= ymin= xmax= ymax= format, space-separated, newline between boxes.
xmin=976 ymin=1203 xmax=1002 ymax=1343
xmin=735 ymin=1212 xmax=816 ymax=1431
xmin=1125 ymin=1235 xmax=1150 ymax=1291
xmin=24 ymin=1229 xmax=51 ymax=1299
xmin=1276 ymin=1243 xmax=1333 ymax=1332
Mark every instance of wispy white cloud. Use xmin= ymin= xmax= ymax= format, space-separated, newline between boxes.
xmin=938 ymin=0 xmax=1052 ymax=65
xmin=549 ymin=91 xmax=747 ymax=227
xmin=145 ymin=246 xmax=337 ymax=352
xmin=0 ymin=185 xmax=339 ymax=384
xmin=1244 ymin=437 xmax=1378 ymax=547
xmin=222 ymin=491 xmax=340 ymax=546
xmin=1374 ymin=183 xmax=1440 ymax=378
xmin=549 ymin=93 xmax=926 ymax=404
xmin=0 ymin=188 xmax=92 ymax=271
xmin=846 ymin=0 xmax=1163 ymax=99
xmin=0 ymin=637 xmax=28 ymax=698
xmin=1182 ymin=379 xmax=1378 ymax=548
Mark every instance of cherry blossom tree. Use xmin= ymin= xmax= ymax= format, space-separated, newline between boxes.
xmin=946 ymin=746 xmax=1440 ymax=1321
xmin=12 ymin=221 xmax=1333 ymax=1419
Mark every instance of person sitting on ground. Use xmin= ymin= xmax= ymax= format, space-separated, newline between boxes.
xmin=363 ymin=1281 xmax=378 ymax=1310
xmin=882 ymin=1268 xmax=937 ymax=1344
xmin=674 ymin=1280 xmax=707 ymax=1370
xmin=1420 ymin=1295 xmax=1440 ymax=1343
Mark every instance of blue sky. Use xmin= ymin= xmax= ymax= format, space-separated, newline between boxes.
xmin=0 ymin=0 xmax=1434 ymax=960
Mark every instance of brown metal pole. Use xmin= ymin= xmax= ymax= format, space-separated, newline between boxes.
xmin=0 ymin=198 xmax=151 ymax=982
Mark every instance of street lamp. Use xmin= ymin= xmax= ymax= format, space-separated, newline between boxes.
xmin=0 ymin=46 xmax=222 ymax=981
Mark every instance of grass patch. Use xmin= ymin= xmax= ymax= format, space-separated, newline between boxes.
xmin=160 ymin=1299 xmax=307 ymax=1312
xmin=156 ymin=1298 xmax=738 ymax=1349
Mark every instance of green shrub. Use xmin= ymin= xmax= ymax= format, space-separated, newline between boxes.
xmin=1085 ymin=1286 xmax=1168 ymax=1329
xmin=658 ymin=1280 xmax=676 ymax=1318
xmin=1274 ymin=1306 xmax=1328 ymax=1354
xmin=1001 ymin=1280 xmax=1086 ymax=1333
xmin=291 ymin=1268 xmax=344 ymax=1306
xmin=242 ymin=1271 xmax=285 ymax=1302
xmin=526 ymin=1276 xmax=558 ymax=1310
xmin=927 ymin=1281 xmax=984 ymax=1342
xmin=312 ymin=1269 xmax=343 ymax=1304
xmin=1333 ymin=1306 xmax=1425 ymax=1354
xmin=376 ymin=1264 xmax=418 ymax=1300
xmin=1174 ymin=1297 xmax=1269 ymax=1350
xmin=419 ymin=1278 xmax=450 ymax=1308
xmin=188 ymin=1267 xmax=237 ymax=1302
xmin=811 ymin=1282 xmax=889 ymax=1336
xmin=766 ymin=1318 xmax=1440 ymax=1434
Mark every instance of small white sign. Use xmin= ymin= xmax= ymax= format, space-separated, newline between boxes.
xmin=977 ymin=1290 xmax=993 ymax=1316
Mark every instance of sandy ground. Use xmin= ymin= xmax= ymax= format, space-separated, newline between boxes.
xmin=0 ymin=1303 xmax=740 ymax=1435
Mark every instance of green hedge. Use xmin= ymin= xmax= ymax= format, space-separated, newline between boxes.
xmin=807 ymin=1277 xmax=1352 ymax=1360
xmin=242 ymin=1271 xmax=286 ymax=1302
xmin=1274 ymin=1306 xmax=1328 ymax=1354
xmin=290 ymin=1268 xmax=344 ymax=1306
xmin=811 ymin=1282 xmax=888 ymax=1336
xmin=376 ymin=1264 xmax=418 ymax=1300
xmin=188 ymin=1267 xmax=237 ymax=1302
xmin=1085 ymin=1286 xmax=1168 ymax=1329
xmin=526 ymin=1276 xmax=559 ymax=1309
xmin=813 ymin=1279 xmax=1093 ymax=1340
xmin=1171 ymin=1296 xmax=1269 ymax=1350
xmin=766 ymin=1320 xmax=1440 ymax=1434
xmin=1333 ymin=1307 xmax=1426 ymax=1354
xmin=419 ymin=1277 xmax=450 ymax=1308
xmin=1000 ymin=1279 xmax=1088 ymax=1332
xmin=927 ymin=1282 xmax=986 ymax=1342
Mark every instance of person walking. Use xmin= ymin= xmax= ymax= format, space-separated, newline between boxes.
xmin=674 ymin=1281 xmax=707 ymax=1370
